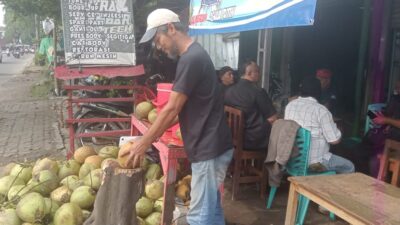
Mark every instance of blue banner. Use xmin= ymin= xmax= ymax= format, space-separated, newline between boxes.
xmin=189 ymin=0 xmax=317 ymax=35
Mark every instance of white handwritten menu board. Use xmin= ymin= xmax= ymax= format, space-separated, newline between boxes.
xmin=61 ymin=0 xmax=136 ymax=66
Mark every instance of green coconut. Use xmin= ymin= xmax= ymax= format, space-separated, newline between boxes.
xmin=0 ymin=175 xmax=25 ymax=196
xmin=58 ymin=160 xmax=81 ymax=180
xmin=0 ymin=208 xmax=22 ymax=225
xmin=50 ymin=186 xmax=72 ymax=204
xmin=10 ymin=164 xmax=33 ymax=183
xmin=148 ymin=109 xmax=157 ymax=124
xmin=83 ymin=169 xmax=102 ymax=190
xmin=60 ymin=175 xmax=83 ymax=191
xmin=0 ymin=162 xmax=16 ymax=177
xmin=44 ymin=198 xmax=60 ymax=218
xmin=144 ymin=212 xmax=162 ymax=225
xmin=81 ymin=210 xmax=91 ymax=221
xmin=145 ymin=164 xmax=162 ymax=180
xmin=31 ymin=170 xmax=59 ymax=196
xmin=98 ymin=146 xmax=119 ymax=158
xmin=135 ymin=196 xmax=153 ymax=218
xmin=32 ymin=158 xmax=59 ymax=176
xmin=153 ymin=197 xmax=163 ymax=212
xmin=78 ymin=163 xmax=98 ymax=179
xmin=53 ymin=203 xmax=83 ymax=225
xmin=70 ymin=186 xmax=96 ymax=210
xmin=135 ymin=101 xmax=154 ymax=119
xmin=145 ymin=180 xmax=164 ymax=200
xmin=7 ymin=185 xmax=31 ymax=203
xmin=137 ymin=216 xmax=146 ymax=225
xmin=16 ymin=192 xmax=46 ymax=223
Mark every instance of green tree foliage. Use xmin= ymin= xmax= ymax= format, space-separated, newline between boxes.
xmin=0 ymin=0 xmax=61 ymax=20
xmin=3 ymin=9 xmax=35 ymax=44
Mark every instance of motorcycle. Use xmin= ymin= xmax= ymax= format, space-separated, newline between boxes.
xmin=13 ymin=49 xmax=20 ymax=58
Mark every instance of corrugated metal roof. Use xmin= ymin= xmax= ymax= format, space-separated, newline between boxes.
xmin=194 ymin=33 xmax=239 ymax=70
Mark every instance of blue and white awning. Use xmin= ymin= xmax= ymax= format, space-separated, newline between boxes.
xmin=189 ymin=0 xmax=317 ymax=35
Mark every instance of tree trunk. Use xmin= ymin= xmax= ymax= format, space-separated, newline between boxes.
xmin=84 ymin=167 xmax=145 ymax=225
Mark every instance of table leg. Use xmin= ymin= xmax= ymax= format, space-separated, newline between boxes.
xmin=285 ymin=183 xmax=299 ymax=225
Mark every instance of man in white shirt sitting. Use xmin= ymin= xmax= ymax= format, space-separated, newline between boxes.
xmin=285 ymin=76 xmax=354 ymax=174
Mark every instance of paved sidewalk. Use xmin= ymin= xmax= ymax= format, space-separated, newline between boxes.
xmin=0 ymin=60 xmax=65 ymax=165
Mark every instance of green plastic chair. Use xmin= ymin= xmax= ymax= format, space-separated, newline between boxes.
xmin=266 ymin=127 xmax=336 ymax=224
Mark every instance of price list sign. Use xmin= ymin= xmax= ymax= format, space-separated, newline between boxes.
xmin=61 ymin=0 xmax=136 ymax=66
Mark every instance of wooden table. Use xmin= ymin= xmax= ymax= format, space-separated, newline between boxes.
xmin=285 ymin=173 xmax=400 ymax=225
xmin=131 ymin=115 xmax=186 ymax=225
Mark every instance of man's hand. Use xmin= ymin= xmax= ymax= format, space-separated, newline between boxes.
xmin=373 ymin=111 xmax=387 ymax=125
xmin=121 ymin=137 xmax=152 ymax=168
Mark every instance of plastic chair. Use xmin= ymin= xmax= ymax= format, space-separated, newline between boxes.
xmin=266 ymin=127 xmax=335 ymax=224
xmin=364 ymin=103 xmax=386 ymax=135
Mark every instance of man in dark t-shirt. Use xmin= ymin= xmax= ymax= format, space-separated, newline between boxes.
xmin=225 ymin=61 xmax=277 ymax=150
xmin=121 ymin=8 xmax=233 ymax=225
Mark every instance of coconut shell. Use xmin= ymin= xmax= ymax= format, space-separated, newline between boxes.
xmin=117 ymin=142 xmax=134 ymax=169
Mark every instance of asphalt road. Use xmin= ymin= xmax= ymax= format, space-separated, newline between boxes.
xmin=0 ymin=53 xmax=34 ymax=76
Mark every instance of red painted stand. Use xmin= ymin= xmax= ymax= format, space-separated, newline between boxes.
xmin=55 ymin=64 xmax=156 ymax=158
xmin=131 ymin=115 xmax=185 ymax=225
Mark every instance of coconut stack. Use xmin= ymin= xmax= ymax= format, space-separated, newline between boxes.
xmin=0 ymin=142 xmax=191 ymax=225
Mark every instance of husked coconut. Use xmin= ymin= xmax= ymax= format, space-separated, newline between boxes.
xmin=117 ymin=142 xmax=134 ymax=169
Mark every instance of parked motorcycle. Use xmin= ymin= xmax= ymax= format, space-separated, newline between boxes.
xmin=73 ymin=74 xmax=162 ymax=147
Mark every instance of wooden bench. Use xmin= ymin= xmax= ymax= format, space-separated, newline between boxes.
xmin=285 ymin=173 xmax=400 ymax=225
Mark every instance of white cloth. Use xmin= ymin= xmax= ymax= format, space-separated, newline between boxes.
xmin=284 ymin=97 xmax=341 ymax=164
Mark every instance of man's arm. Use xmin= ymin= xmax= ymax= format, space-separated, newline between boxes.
xmin=320 ymin=111 xmax=342 ymax=145
xmin=122 ymin=91 xmax=187 ymax=167
xmin=373 ymin=112 xmax=400 ymax=128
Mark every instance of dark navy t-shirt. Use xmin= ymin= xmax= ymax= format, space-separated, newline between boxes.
xmin=172 ymin=42 xmax=233 ymax=162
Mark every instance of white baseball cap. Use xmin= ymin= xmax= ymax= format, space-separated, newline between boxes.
xmin=139 ymin=8 xmax=180 ymax=44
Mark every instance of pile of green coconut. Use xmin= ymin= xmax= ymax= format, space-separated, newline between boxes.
xmin=0 ymin=144 xmax=165 ymax=225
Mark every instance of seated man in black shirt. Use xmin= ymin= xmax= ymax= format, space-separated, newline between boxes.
xmin=224 ymin=60 xmax=277 ymax=150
